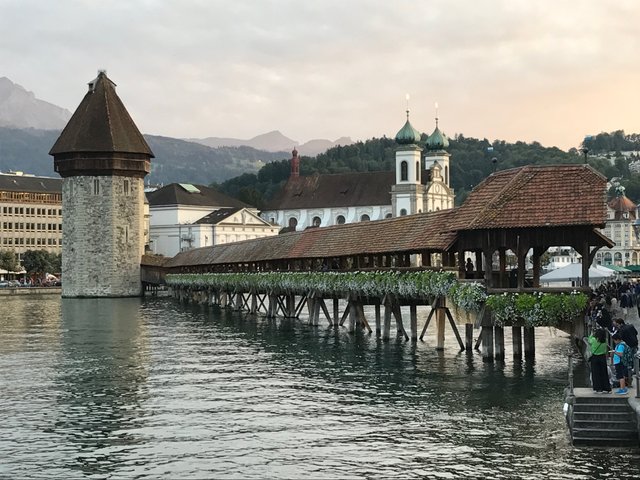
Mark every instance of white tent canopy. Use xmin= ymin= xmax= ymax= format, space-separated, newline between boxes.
xmin=540 ymin=263 xmax=615 ymax=283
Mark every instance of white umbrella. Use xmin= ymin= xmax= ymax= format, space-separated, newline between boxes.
xmin=540 ymin=263 xmax=614 ymax=283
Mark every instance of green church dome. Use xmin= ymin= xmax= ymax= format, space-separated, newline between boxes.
xmin=395 ymin=112 xmax=422 ymax=145
xmin=426 ymin=124 xmax=449 ymax=150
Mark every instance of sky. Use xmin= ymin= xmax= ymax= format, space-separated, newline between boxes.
xmin=2 ymin=0 xmax=640 ymax=150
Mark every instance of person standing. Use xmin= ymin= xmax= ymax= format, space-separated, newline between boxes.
xmin=465 ymin=258 xmax=474 ymax=279
xmin=587 ymin=329 xmax=611 ymax=393
xmin=611 ymin=333 xmax=629 ymax=395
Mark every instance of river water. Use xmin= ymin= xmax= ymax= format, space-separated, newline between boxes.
xmin=1 ymin=295 xmax=639 ymax=479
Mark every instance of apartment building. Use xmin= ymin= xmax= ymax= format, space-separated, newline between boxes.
xmin=0 ymin=172 xmax=62 ymax=262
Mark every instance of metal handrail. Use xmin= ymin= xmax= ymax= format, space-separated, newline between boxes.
xmin=568 ymin=353 xmax=574 ymax=396
xmin=635 ymin=353 xmax=639 ymax=399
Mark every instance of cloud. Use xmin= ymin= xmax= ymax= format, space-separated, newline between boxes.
xmin=2 ymin=0 xmax=640 ymax=149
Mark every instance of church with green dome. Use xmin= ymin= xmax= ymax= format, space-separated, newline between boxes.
xmin=260 ymin=106 xmax=455 ymax=232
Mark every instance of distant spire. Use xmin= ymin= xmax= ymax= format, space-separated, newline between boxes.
xmin=435 ymin=101 xmax=439 ymax=128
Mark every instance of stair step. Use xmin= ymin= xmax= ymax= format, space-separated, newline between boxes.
xmin=573 ymin=436 xmax=640 ymax=447
xmin=573 ymin=403 xmax=632 ymax=413
xmin=575 ymin=396 xmax=629 ymax=404
xmin=573 ymin=419 xmax=637 ymax=430
xmin=574 ymin=411 xmax=635 ymax=421
xmin=572 ymin=427 xmax=638 ymax=440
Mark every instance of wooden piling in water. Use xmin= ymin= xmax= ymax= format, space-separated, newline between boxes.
xmin=512 ymin=326 xmax=522 ymax=357
xmin=383 ymin=302 xmax=392 ymax=342
xmin=494 ymin=325 xmax=505 ymax=361
xmin=375 ymin=303 xmax=381 ymax=337
xmin=465 ymin=324 xmax=474 ymax=351
xmin=436 ymin=307 xmax=446 ymax=350
xmin=523 ymin=326 xmax=535 ymax=358
xmin=410 ymin=304 xmax=418 ymax=342
xmin=481 ymin=326 xmax=494 ymax=362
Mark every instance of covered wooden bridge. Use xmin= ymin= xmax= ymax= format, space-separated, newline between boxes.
xmin=146 ymin=164 xmax=613 ymax=359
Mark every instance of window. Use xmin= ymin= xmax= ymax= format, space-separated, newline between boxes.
xmin=400 ymin=209 xmax=407 ymax=216
xmin=93 ymin=178 xmax=100 ymax=195
xmin=312 ymin=216 xmax=321 ymax=227
xmin=400 ymin=161 xmax=408 ymax=181
xmin=385 ymin=213 xmax=393 ymax=219
xmin=445 ymin=166 xmax=449 ymax=184
xmin=360 ymin=214 xmax=370 ymax=222
xmin=288 ymin=217 xmax=298 ymax=230
xmin=336 ymin=215 xmax=346 ymax=224
xmin=124 ymin=179 xmax=130 ymax=196
xmin=416 ymin=161 xmax=420 ymax=181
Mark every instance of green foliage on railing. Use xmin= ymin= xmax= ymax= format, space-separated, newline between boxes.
xmin=166 ymin=272 xmax=589 ymax=326
xmin=485 ymin=291 xmax=589 ymax=327
xmin=166 ymin=271 xmax=486 ymax=312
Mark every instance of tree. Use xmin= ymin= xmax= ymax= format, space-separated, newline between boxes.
xmin=0 ymin=250 xmax=19 ymax=272
xmin=22 ymin=250 xmax=60 ymax=278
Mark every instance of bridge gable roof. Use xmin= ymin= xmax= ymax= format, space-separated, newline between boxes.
xmin=448 ymin=164 xmax=608 ymax=231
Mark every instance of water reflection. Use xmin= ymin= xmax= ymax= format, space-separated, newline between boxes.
xmin=1 ymin=296 xmax=639 ymax=479
xmin=54 ymin=298 xmax=148 ymax=477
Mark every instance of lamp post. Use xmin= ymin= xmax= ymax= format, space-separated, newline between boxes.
xmin=580 ymin=147 xmax=589 ymax=164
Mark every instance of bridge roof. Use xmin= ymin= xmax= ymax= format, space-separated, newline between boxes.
xmin=447 ymin=164 xmax=607 ymax=231
xmin=165 ymin=209 xmax=456 ymax=268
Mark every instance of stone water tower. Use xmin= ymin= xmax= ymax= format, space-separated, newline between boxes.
xmin=49 ymin=71 xmax=154 ymax=297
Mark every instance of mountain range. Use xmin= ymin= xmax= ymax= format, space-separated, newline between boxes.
xmin=0 ymin=76 xmax=352 ymax=183
xmin=0 ymin=77 xmax=71 ymax=130
xmin=189 ymin=131 xmax=353 ymax=156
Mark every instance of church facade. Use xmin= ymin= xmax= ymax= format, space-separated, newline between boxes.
xmin=261 ymin=111 xmax=455 ymax=231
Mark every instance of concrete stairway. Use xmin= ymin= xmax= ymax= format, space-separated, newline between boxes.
xmin=571 ymin=393 xmax=639 ymax=447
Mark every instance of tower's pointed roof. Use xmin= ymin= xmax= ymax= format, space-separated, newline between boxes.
xmin=49 ymin=71 xmax=154 ymax=157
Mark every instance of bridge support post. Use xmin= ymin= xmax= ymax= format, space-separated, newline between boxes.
xmin=347 ymin=297 xmax=356 ymax=334
xmin=375 ymin=303 xmax=381 ymax=337
xmin=512 ymin=326 xmax=522 ymax=357
xmin=436 ymin=307 xmax=445 ymax=350
xmin=465 ymin=324 xmax=474 ymax=351
xmin=410 ymin=304 xmax=418 ymax=342
xmin=523 ymin=326 xmax=535 ymax=358
xmin=383 ymin=302 xmax=391 ymax=342
xmin=333 ymin=298 xmax=339 ymax=327
xmin=494 ymin=325 xmax=505 ymax=361
xmin=481 ymin=326 xmax=494 ymax=362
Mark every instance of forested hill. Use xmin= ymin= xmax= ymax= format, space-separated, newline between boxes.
xmin=582 ymin=130 xmax=640 ymax=154
xmin=0 ymin=127 xmax=285 ymax=184
xmin=219 ymin=134 xmax=626 ymax=208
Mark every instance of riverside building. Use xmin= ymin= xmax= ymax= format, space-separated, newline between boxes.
xmin=0 ymin=172 xmax=62 ymax=263
xmin=147 ymin=183 xmax=278 ymax=257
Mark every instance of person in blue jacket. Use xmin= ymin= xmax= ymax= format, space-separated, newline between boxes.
xmin=610 ymin=333 xmax=628 ymax=394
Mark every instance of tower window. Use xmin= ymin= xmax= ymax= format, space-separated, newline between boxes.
xmin=401 ymin=161 xmax=408 ymax=181
xmin=360 ymin=214 xmax=370 ymax=222
xmin=93 ymin=179 xmax=100 ymax=195
xmin=336 ymin=215 xmax=346 ymax=225
xmin=400 ymin=209 xmax=407 ymax=216
xmin=312 ymin=216 xmax=321 ymax=227
xmin=124 ymin=179 xmax=130 ymax=195
xmin=416 ymin=161 xmax=420 ymax=181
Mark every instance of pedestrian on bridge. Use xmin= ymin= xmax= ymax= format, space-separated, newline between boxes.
xmin=587 ymin=328 xmax=611 ymax=394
